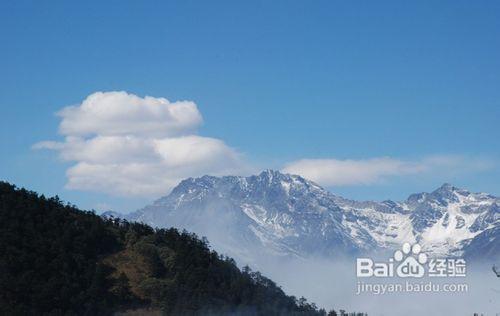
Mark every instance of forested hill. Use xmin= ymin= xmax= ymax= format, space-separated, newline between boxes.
xmin=0 ymin=182 xmax=357 ymax=316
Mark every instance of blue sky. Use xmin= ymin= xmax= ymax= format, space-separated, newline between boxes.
xmin=1 ymin=1 xmax=499 ymax=213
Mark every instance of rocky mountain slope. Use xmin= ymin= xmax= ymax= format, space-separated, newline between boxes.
xmin=118 ymin=170 xmax=499 ymax=263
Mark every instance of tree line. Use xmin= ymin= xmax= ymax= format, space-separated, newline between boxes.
xmin=0 ymin=182 xmax=366 ymax=315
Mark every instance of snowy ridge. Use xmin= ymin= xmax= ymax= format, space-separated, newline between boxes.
xmin=336 ymin=183 xmax=499 ymax=257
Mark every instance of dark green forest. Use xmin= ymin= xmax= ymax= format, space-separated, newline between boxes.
xmin=0 ymin=182 xmax=365 ymax=316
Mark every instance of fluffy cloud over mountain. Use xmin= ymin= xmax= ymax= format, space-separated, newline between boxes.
xmin=35 ymin=91 xmax=245 ymax=196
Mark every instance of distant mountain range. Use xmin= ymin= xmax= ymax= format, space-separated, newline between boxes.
xmin=106 ymin=170 xmax=499 ymax=264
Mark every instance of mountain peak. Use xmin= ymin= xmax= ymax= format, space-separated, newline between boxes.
xmin=431 ymin=182 xmax=454 ymax=194
xmin=437 ymin=182 xmax=458 ymax=191
xmin=255 ymin=169 xmax=293 ymax=184
xmin=439 ymin=182 xmax=454 ymax=190
xmin=170 ymin=175 xmax=219 ymax=195
xmin=258 ymin=169 xmax=288 ymax=179
xmin=168 ymin=170 xmax=314 ymax=199
xmin=261 ymin=168 xmax=280 ymax=174
xmin=255 ymin=169 xmax=321 ymax=190
xmin=432 ymin=183 xmax=470 ymax=197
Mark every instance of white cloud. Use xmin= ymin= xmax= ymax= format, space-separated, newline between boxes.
xmin=282 ymin=158 xmax=423 ymax=186
xmin=282 ymin=155 xmax=494 ymax=187
xmin=57 ymin=91 xmax=202 ymax=137
xmin=153 ymin=136 xmax=241 ymax=168
xmin=35 ymin=91 xmax=247 ymax=196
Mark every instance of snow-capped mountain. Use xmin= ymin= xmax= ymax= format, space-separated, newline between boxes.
xmin=124 ymin=170 xmax=499 ymax=263
xmin=335 ymin=182 xmax=499 ymax=258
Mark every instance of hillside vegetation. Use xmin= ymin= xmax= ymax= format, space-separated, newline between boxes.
xmin=0 ymin=182 xmax=362 ymax=316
